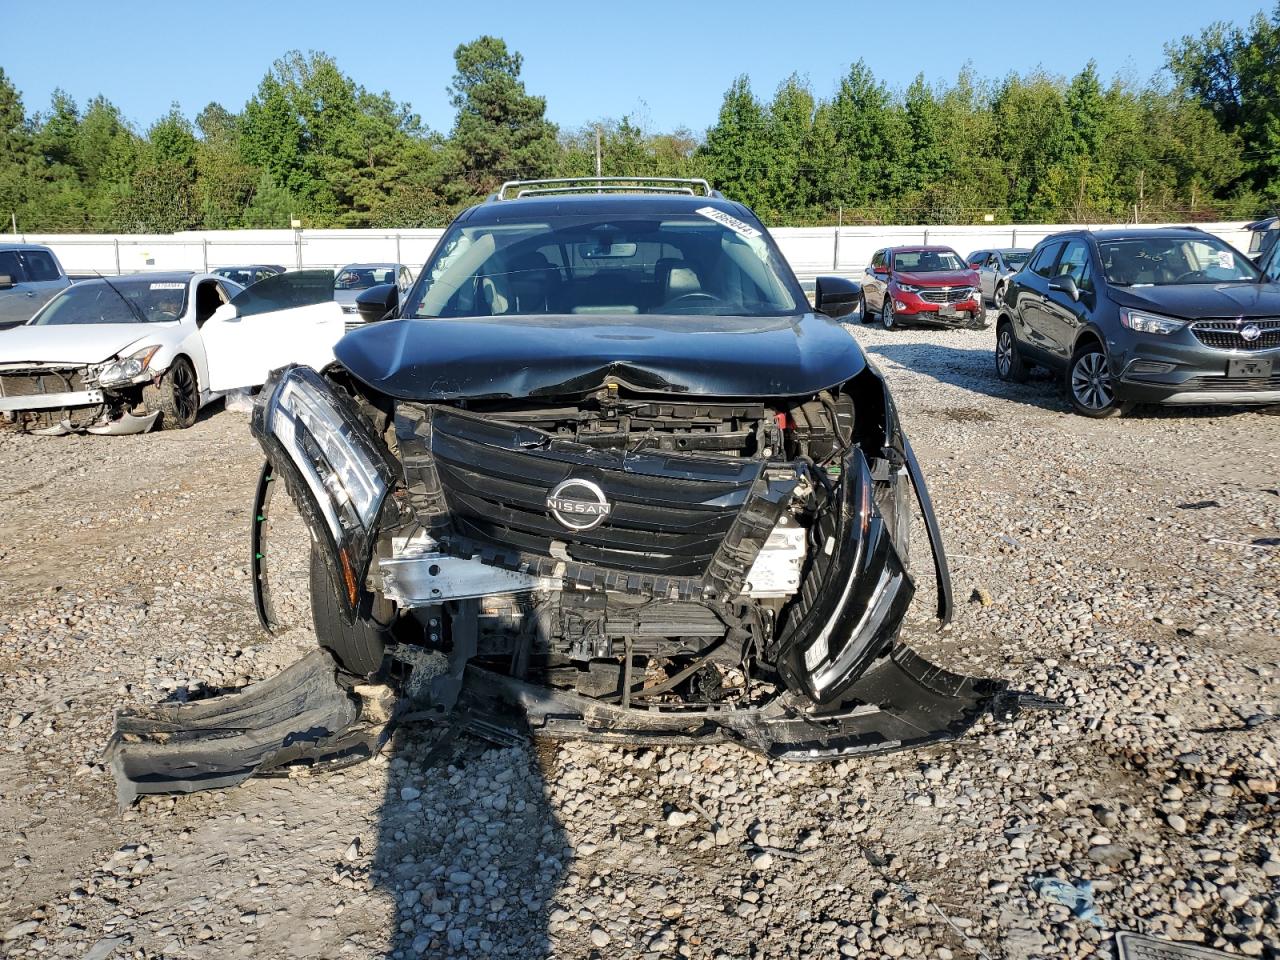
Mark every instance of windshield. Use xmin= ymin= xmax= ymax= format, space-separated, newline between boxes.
xmin=335 ymin=266 xmax=397 ymax=291
xmin=1004 ymin=252 xmax=1030 ymax=269
xmin=32 ymin=279 xmax=188 ymax=325
xmin=402 ymin=211 xmax=802 ymax=319
xmin=1098 ymin=237 xmax=1260 ymax=286
xmin=894 ymin=250 xmax=967 ymax=272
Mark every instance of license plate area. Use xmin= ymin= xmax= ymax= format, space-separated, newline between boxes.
xmin=1227 ymin=357 xmax=1272 ymax=378
xmin=938 ymin=304 xmax=958 ymax=317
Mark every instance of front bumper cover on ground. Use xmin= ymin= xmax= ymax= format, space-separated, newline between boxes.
xmin=105 ymin=642 xmax=1056 ymax=804
xmin=105 ymin=650 xmax=382 ymax=807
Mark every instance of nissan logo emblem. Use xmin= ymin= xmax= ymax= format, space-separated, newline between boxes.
xmin=1241 ymin=323 xmax=1262 ymax=342
xmin=546 ymin=478 xmax=612 ymax=531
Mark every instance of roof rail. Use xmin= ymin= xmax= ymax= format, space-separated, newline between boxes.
xmin=494 ymin=177 xmax=720 ymax=201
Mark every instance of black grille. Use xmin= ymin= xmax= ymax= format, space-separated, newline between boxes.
xmin=0 ymin=368 xmax=88 ymax=398
xmin=425 ymin=407 xmax=762 ymax=579
xmin=1191 ymin=319 xmax=1280 ymax=351
xmin=918 ymin=288 xmax=974 ymax=304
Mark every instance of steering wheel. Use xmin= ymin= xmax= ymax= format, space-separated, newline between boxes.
xmin=1173 ymin=270 xmax=1211 ymax=283
xmin=662 ymin=292 xmax=721 ymax=310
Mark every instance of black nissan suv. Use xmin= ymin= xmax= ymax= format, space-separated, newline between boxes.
xmin=995 ymin=227 xmax=1280 ymax=417
xmin=241 ymin=177 xmax=990 ymax=761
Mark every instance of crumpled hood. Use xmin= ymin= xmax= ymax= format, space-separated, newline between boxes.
xmin=1109 ymin=282 xmax=1280 ymax=320
xmin=0 ymin=324 xmax=152 ymax=366
xmin=335 ymin=313 xmax=868 ymax=400
xmin=894 ymin=270 xmax=978 ymax=288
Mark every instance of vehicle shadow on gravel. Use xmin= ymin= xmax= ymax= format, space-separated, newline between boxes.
xmin=371 ymin=724 xmax=568 ymax=959
xmin=865 ymin=343 xmax=1069 ymax=413
xmin=867 ymin=343 xmax=1276 ymax=421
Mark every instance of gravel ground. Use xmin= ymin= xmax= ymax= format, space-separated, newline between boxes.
xmin=0 ymin=323 xmax=1277 ymax=960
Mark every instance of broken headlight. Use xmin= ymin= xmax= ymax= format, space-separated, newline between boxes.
xmin=253 ymin=366 xmax=394 ymax=613
xmin=97 ymin=345 xmax=161 ymax=388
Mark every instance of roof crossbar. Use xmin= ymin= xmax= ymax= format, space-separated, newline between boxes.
xmin=495 ymin=177 xmax=719 ymax=201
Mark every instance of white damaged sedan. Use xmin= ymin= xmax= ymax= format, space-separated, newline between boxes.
xmin=0 ymin=270 xmax=346 ymax=434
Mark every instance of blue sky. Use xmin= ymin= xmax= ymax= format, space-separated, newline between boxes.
xmin=0 ymin=0 xmax=1268 ymax=135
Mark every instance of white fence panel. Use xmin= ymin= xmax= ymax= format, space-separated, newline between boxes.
xmin=2 ymin=222 xmax=1256 ymax=280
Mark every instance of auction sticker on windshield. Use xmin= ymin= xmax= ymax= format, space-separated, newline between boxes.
xmin=696 ymin=206 xmax=762 ymax=239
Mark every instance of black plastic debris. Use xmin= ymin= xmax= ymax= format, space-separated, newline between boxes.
xmin=106 ymin=650 xmax=377 ymax=807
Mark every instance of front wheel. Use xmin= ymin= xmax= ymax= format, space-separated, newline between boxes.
xmin=881 ymin=299 xmax=896 ymax=330
xmin=144 ymin=356 xmax=199 ymax=430
xmin=1067 ymin=342 xmax=1129 ymax=418
xmin=310 ymin=546 xmax=387 ymax=677
xmin=995 ymin=323 xmax=1028 ymax=382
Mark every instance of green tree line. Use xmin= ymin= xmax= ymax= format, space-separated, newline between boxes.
xmin=2 ymin=12 xmax=1278 ymax=233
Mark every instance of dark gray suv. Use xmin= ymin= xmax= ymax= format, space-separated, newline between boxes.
xmin=995 ymin=227 xmax=1280 ymax=417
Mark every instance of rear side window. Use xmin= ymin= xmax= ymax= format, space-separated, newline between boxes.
xmin=0 ymin=251 xmax=24 ymax=282
xmin=21 ymin=250 xmax=61 ymax=281
xmin=1030 ymin=242 xmax=1065 ymax=278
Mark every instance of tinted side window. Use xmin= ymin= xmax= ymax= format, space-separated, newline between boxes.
xmin=1030 ymin=242 xmax=1065 ymax=278
xmin=230 ymin=269 xmax=335 ymax=317
xmin=1055 ymin=241 xmax=1093 ymax=290
xmin=870 ymin=250 xmax=884 ymax=270
xmin=968 ymin=252 xmax=987 ymax=268
xmin=21 ymin=250 xmax=61 ymax=281
xmin=1262 ymin=243 xmax=1280 ymax=283
xmin=0 ymin=250 xmax=24 ymax=282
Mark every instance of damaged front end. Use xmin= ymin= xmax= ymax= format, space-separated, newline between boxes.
xmin=0 ymin=359 xmax=161 ymax=435
xmin=107 ymin=357 xmax=1043 ymax=802
xmin=261 ymin=362 xmax=995 ymax=747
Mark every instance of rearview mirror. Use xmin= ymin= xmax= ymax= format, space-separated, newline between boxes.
xmin=356 ymin=283 xmax=399 ymax=324
xmin=0 ymin=274 xmax=13 ymax=290
xmin=814 ymin=276 xmax=863 ymax=320
xmin=1047 ymin=275 xmax=1080 ymax=301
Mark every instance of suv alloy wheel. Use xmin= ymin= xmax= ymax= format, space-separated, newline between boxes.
xmin=1068 ymin=341 xmax=1129 ymax=418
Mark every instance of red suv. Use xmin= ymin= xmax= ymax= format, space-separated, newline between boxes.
xmin=862 ymin=246 xmax=985 ymax=330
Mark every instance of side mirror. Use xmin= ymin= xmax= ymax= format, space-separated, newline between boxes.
xmin=873 ymin=265 xmax=889 ymax=276
xmin=0 ymin=274 xmax=13 ymax=290
xmin=355 ymin=283 xmax=399 ymax=324
xmin=814 ymin=276 xmax=863 ymax=320
xmin=1047 ymin=275 xmax=1080 ymax=301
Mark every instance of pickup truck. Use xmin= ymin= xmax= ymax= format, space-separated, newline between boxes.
xmin=0 ymin=244 xmax=72 ymax=330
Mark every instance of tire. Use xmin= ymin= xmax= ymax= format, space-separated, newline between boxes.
xmin=857 ymin=292 xmax=868 ymax=323
xmin=995 ymin=322 xmax=1028 ymax=382
xmin=994 ymin=282 xmax=1006 ymax=307
xmin=143 ymin=356 xmax=199 ymax=430
xmin=1067 ymin=341 xmax=1130 ymax=418
xmin=309 ymin=545 xmax=386 ymax=677
xmin=881 ymin=298 xmax=896 ymax=330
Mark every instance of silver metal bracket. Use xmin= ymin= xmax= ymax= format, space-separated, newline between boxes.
xmin=379 ymin=552 xmax=559 ymax=607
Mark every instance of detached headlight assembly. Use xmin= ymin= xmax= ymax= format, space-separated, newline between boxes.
xmin=253 ymin=366 xmax=392 ymax=610
xmin=1120 ymin=310 xmax=1186 ymax=336
xmin=97 ymin=345 xmax=161 ymax=387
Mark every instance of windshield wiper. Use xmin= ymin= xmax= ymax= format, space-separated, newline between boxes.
xmin=94 ymin=271 xmax=148 ymax=324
